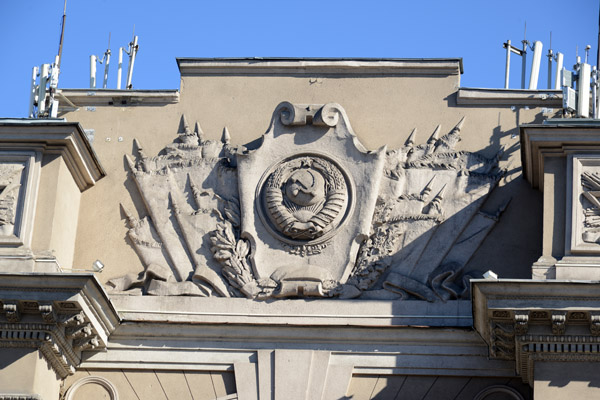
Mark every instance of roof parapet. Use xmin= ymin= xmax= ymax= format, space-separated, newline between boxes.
xmin=177 ymin=57 xmax=463 ymax=76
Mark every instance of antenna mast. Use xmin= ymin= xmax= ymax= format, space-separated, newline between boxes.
xmin=57 ymin=0 xmax=67 ymax=70
xmin=102 ymin=33 xmax=111 ymax=88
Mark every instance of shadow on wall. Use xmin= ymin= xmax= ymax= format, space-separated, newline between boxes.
xmin=539 ymin=361 xmax=600 ymax=388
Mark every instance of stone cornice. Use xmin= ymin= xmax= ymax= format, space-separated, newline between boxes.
xmin=457 ymin=88 xmax=562 ymax=106
xmin=84 ymin=322 xmax=514 ymax=376
xmin=520 ymin=122 xmax=600 ymax=190
xmin=111 ymin=295 xmax=472 ymax=327
xmin=177 ymin=58 xmax=463 ymax=76
xmin=472 ymin=279 xmax=600 ymax=384
xmin=0 ymin=273 xmax=120 ymax=378
xmin=57 ymin=89 xmax=180 ymax=107
xmin=0 ymin=120 xmax=105 ymax=191
xmin=80 ymin=295 xmax=518 ymax=377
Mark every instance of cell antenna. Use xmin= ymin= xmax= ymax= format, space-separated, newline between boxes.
xmin=125 ymin=25 xmax=139 ymax=90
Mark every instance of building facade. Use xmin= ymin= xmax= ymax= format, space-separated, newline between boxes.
xmin=0 ymin=58 xmax=596 ymax=399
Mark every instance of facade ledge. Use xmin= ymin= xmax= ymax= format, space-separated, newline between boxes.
xmin=0 ymin=120 xmax=105 ymax=191
xmin=57 ymin=89 xmax=180 ymax=108
xmin=472 ymin=279 xmax=600 ymax=385
xmin=177 ymin=57 xmax=463 ymax=76
xmin=0 ymin=273 xmax=120 ymax=378
xmin=110 ymin=294 xmax=472 ymax=327
xmin=520 ymin=123 xmax=600 ymax=190
xmin=457 ymin=88 xmax=562 ymax=106
xmin=77 ymin=295 xmax=520 ymax=377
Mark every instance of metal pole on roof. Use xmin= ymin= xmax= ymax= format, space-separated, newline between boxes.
xmin=117 ymin=47 xmax=123 ymax=89
xmin=102 ymin=33 xmax=111 ymax=88
xmin=57 ymin=0 xmax=67 ymax=70
xmin=596 ymin=0 xmax=600 ymax=117
xmin=521 ymin=22 xmax=528 ymax=89
xmin=547 ymin=32 xmax=553 ymax=89
xmin=504 ymin=40 xmax=511 ymax=89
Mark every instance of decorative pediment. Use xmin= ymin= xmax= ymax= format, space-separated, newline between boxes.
xmin=110 ymin=102 xmax=505 ymax=301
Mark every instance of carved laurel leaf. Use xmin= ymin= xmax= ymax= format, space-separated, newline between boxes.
xmin=236 ymin=240 xmax=249 ymax=258
xmin=213 ymin=250 xmax=233 ymax=261
xmin=224 ymin=204 xmax=241 ymax=227
xmin=209 ymin=221 xmax=264 ymax=298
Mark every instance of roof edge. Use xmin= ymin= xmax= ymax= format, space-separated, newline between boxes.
xmin=176 ymin=57 xmax=463 ymax=76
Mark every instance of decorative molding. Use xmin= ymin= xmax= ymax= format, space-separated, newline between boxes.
xmin=514 ymin=311 xmax=529 ymax=335
xmin=81 ymin=314 xmax=514 ymax=377
xmin=520 ymin=123 xmax=600 ymax=190
xmin=551 ymin=311 xmax=567 ymax=335
xmin=0 ymin=151 xmax=40 ymax=247
xmin=566 ymin=155 xmax=600 ymax=255
xmin=177 ymin=58 xmax=463 ymax=76
xmin=3 ymin=303 xmax=19 ymax=322
xmin=457 ymin=88 xmax=562 ymax=106
xmin=57 ymin=89 xmax=179 ymax=107
xmin=64 ymin=376 xmax=119 ymax=400
xmin=473 ymin=280 xmax=600 ymax=384
xmin=0 ymin=274 xmax=120 ymax=379
xmin=0 ymin=120 xmax=105 ymax=191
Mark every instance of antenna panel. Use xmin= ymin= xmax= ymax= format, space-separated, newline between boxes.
xmin=563 ymin=87 xmax=577 ymax=112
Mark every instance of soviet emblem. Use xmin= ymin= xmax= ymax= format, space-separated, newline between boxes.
xmin=258 ymin=155 xmax=350 ymax=244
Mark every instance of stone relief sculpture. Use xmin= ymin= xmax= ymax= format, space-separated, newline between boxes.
xmin=0 ymin=163 xmax=24 ymax=237
xmin=581 ymin=171 xmax=600 ymax=243
xmin=109 ymin=102 xmax=506 ymax=301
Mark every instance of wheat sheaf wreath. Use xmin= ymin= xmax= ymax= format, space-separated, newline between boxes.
xmin=264 ymin=156 xmax=347 ymax=241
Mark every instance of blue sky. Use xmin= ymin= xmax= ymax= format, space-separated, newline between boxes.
xmin=1 ymin=0 xmax=598 ymax=117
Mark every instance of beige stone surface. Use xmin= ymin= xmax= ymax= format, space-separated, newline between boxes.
xmin=257 ymin=350 xmax=273 ymax=400
xmin=123 ymin=369 xmax=168 ymax=400
xmin=234 ymin=363 xmax=258 ymax=400
xmin=274 ymin=349 xmax=312 ymax=400
xmin=30 ymin=154 xmax=81 ymax=268
xmin=346 ymin=375 xmax=379 ymax=399
xmin=344 ymin=374 xmax=534 ymax=399
xmin=184 ymin=371 xmax=217 ymax=400
xmin=156 ymin=371 xmax=195 ymax=400
xmin=370 ymin=375 xmax=406 ymax=398
xmin=62 ymin=369 xmax=237 ymax=400
xmin=534 ymin=361 xmax=600 ymax=400
xmin=0 ymin=348 xmax=61 ymax=400
xmin=321 ymin=364 xmax=353 ymax=399
xmin=542 ymin=157 xmax=566 ymax=259
xmin=212 ymin=371 xmax=237 ymax=397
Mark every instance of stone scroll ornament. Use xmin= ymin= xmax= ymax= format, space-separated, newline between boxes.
xmin=108 ymin=102 xmax=507 ymax=301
